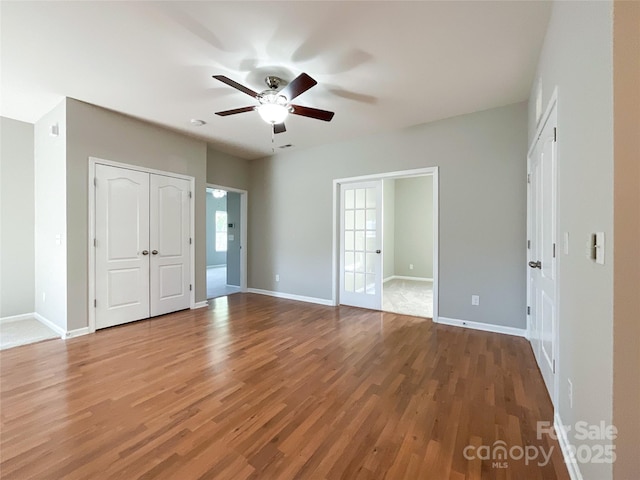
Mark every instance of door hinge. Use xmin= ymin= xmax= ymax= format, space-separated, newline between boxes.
xmin=527 ymin=239 xmax=531 ymax=250
xmin=94 ymin=178 xmax=97 ymax=186
xmin=190 ymin=284 xmax=192 ymax=291
xmin=527 ymin=173 xmax=531 ymax=184
xmin=527 ymin=306 xmax=531 ymax=315
xmin=553 ymin=127 xmax=557 ymax=142
xmin=553 ymin=359 xmax=556 ymax=374
xmin=189 ymin=191 xmax=192 ymax=199
xmin=94 ymin=238 xmax=96 ymax=247
xmin=94 ymin=299 xmax=97 ymax=308
xmin=189 ymin=237 xmax=192 ymax=245
xmin=553 ymin=243 xmax=556 ymax=258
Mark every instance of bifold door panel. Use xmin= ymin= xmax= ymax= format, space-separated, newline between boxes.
xmin=95 ymin=165 xmax=190 ymax=330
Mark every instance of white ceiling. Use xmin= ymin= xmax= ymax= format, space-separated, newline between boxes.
xmin=1 ymin=1 xmax=551 ymax=160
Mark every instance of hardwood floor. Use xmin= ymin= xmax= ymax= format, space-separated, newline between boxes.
xmin=0 ymin=294 xmax=569 ymax=479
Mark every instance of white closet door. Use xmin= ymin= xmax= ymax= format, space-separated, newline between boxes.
xmin=339 ymin=181 xmax=382 ymax=310
xmin=150 ymin=174 xmax=191 ymax=316
xmin=95 ymin=165 xmax=150 ymax=329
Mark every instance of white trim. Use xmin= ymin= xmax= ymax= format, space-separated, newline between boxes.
xmin=383 ymin=276 xmax=394 ymax=283
xmin=554 ymin=412 xmax=584 ymax=480
xmin=435 ymin=316 xmax=527 ymax=338
xmin=191 ymin=301 xmax=209 ymax=309
xmin=528 ymin=87 xmax=559 ymax=158
xmin=247 ymin=288 xmax=334 ymax=307
xmin=206 ymin=183 xmax=248 ymax=293
xmin=65 ymin=327 xmax=90 ymax=339
xmin=332 ymin=166 xmax=439 ymax=320
xmin=384 ymin=275 xmax=433 ymax=282
xmin=207 ymin=264 xmax=226 ymax=268
xmin=33 ymin=313 xmax=66 ymax=338
xmin=0 ymin=313 xmax=35 ymax=324
xmin=88 ymin=157 xmax=197 ymax=333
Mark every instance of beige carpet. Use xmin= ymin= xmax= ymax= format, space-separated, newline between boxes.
xmin=0 ymin=318 xmax=59 ymax=350
xmin=383 ymin=278 xmax=433 ymax=318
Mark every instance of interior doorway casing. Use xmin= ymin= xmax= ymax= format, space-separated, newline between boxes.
xmin=206 ymin=183 xmax=248 ymax=294
xmin=332 ymin=167 xmax=439 ymax=321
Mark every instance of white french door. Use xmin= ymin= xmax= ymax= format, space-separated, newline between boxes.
xmin=529 ymin=103 xmax=558 ymax=401
xmin=339 ymin=181 xmax=382 ymax=310
xmin=95 ymin=165 xmax=191 ymax=329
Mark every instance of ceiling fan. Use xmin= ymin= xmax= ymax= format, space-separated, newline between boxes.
xmin=212 ymin=72 xmax=335 ymax=134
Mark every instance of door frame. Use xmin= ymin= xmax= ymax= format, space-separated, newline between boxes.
xmin=206 ymin=183 xmax=249 ymax=293
xmin=526 ymin=87 xmax=559 ymax=407
xmin=332 ymin=167 xmax=439 ymax=321
xmin=88 ymin=157 xmax=196 ymax=333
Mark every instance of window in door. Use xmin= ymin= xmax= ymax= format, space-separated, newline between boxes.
xmin=215 ymin=211 xmax=228 ymax=252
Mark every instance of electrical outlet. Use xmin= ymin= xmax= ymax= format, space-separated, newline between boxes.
xmin=471 ymin=295 xmax=480 ymax=306
xmin=568 ymin=379 xmax=573 ymax=408
xmin=409 ymin=264 xmax=414 ymax=270
xmin=275 ymin=274 xmax=280 ymax=282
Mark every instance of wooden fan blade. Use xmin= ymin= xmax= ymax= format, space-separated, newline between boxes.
xmin=273 ymin=123 xmax=286 ymax=134
xmin=215 ymin=106 xmax=255 ymax=116
xmin=290 ymin=105 xmax=335 ymax=122
xmin=280 ymin=73 xmax=317 ymax=101
xmin=212 ymin=75 xmax=258 ymax=98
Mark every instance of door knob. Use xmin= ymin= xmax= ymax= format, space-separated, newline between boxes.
xmin=142 ymin=250 xmax=149 ymax=255
xmin=152 ymin=250 xmax=158 ymax=255
xmin=376 ymin=250 xmax=381 ymax=254
xmin=528 ymin=260 xmax=541 ymax=269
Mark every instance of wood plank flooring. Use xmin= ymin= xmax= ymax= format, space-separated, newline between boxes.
xmin=0 ymin=294 xmax=569 ymax=479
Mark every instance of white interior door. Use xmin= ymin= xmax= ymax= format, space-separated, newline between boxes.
xmin=150 ymin=174 xmax=191 ymax=316
xmin=339 ymin=181 xmax=382 ymax=310
xmin=95 ymin=165 xmax=150 ymax=329
xmin=529 ymin=105 xmax=558 ymax=401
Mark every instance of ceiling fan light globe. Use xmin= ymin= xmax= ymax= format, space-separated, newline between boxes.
xmin=257 ymin=104 xmax=289 ymax=124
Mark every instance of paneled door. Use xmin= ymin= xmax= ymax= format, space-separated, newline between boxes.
xmin=529 ymin=103 xmax=558 ymax=401
xmin=150 ymin=174 xmax=191 ymax=316
xmin=339 ymin=181 xmax=382 ymax=310
xmin=95 ymin=164 xmax=191 ymax=329
xmin=95 ymin=165 xmax=150 ymax=329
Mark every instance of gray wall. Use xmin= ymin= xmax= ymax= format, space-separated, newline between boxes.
xmin=206 ymin=191 xmax=227 ymax=266
xmin=207 ymin=146 xmax=251 ymax=191
xmin=249 ymin=102 xmax=527 ymax=328
xmin=65 ymin=98 xmax=207 ymax=331
xmin=394 ymin=176 xmax=433 ymax=278
xmin=0 ymin=117 xmax=35 ymax=318
xmin=226 ymin=191 xmax=241 ymax=286
xmin=528 ymin=2 xmax=614 ymax=479
xmin=382 ymin=179 xmax=395 ymax=280
xmin=34 ymin=101 xmax=68 ymax=330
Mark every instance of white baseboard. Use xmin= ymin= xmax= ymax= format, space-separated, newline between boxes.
xmin=33 ymin=313 xmax=66 ymax=338
xmin=0 ymin=312 xmax=35 ymax=324
xmin=554 ymin=412 xmax=584 ymax=480
xmin=207 ymin=264 xmax=226 ymax=268
xmin=435 ymin=316 xmax=527 ymax=338
xmin=384 ymin=275 xmax=433 ymax=282
xmin=247 ymin=288 xmax=334 ymax=307
xmin=191 ymin=301 xmax=209 ymax=309
xmin=65 ymin=327 xmax=90 ymax=339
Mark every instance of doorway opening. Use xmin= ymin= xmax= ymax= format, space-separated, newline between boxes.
xmin=381 ymin=175 xmax=435 ymax=318
xmin=206 ymin=184 xmax=248 ymax=299
xmin=333 ymin=167 xmax=438 ymax=321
